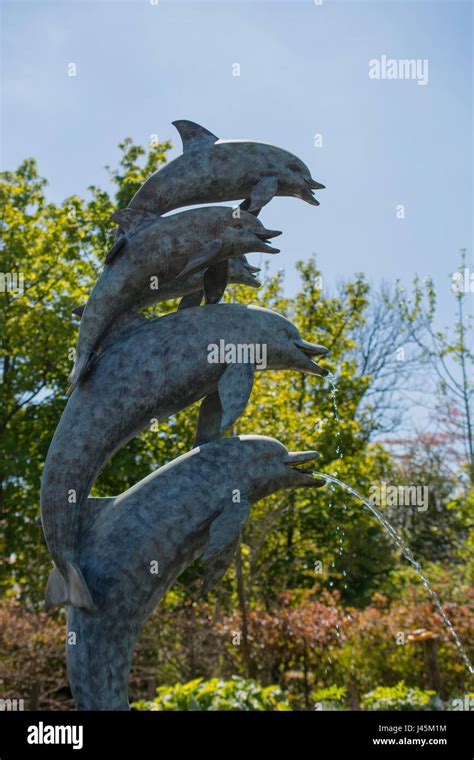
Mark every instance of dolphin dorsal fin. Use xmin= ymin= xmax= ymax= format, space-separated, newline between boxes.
xmin=111 ymin=208 xmax=158 ymax=234
xmin=172 ymin=120 xmax=218 ymax=152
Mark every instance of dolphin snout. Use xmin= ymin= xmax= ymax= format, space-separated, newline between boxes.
xmin=306 ymin=178 xmax=325 ymax=190
xmin=254 ymin=230 xmax=281 ymax=254
xmin=301 ymin=187 xmax=320 ymax=206
xmin=284 ymin=450 xmax=326 ymax=487
xmin=245 ymin=271 xmax=262 ymax=287
xmin=235 ymin=257 xmax=261 ymax=287
xmin=294 ymin=339 xmax=329 ymax=376
xmin=294 ymin=339 xmax=328 ymax=357
xmin=257 ymin=229 xmax=282 ymax=239
xmin=301 ymin=178 xmax=325 ymax=206
xmin=285 ymin=450 xmax=320 ymax=466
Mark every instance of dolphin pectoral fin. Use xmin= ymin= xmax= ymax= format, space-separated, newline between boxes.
xmin=195 ymin=392 xmax=223 ymax=446
xmin=178 ymin=290 xmax=203 ymax=310
xmin=239 ymin=198 xmax=261 ymax=217
xmin=204 ymin=260 xmax=229 ymax=304
xmin=105 ymin=235 xmax=127 ymax=263
xmin=172 ymin=120 xmax=219 ymax=151
xmin=177 ymin=240 xmax=223 ymax=279
xmin=247 ymin=176 xmax=278 ymax=213
xmin=66 ymin=561 xmax=95 ymax=610
xmin=202 ymin=498 xmax=250 ymax=592
xmin=202 ymin=537 xmax=239 ymax=594
xmin=45 ymin=565 xmax=68 ymax=611
xmin=217 ymin=363 xmax=255 ymax=432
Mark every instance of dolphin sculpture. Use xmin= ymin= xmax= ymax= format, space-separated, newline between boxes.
xmin=68 ymin=207 xmax=280 ymax=389
xmin=64 ymin=435 xmax=326 ymax=710
xmin=40 ymin=304 xmax=329 ymax=612
xmin=71 ymin=254 xmax=262 ymax=317
xmin=122 ymin=119 xmax=325 ymax=217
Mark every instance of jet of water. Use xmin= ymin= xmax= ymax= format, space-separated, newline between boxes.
xmin=314 ymin=470 xmax=474 ymax=676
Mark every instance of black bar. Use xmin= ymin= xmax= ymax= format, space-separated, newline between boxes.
xmin=0 ymin=710 xmax=472 ymax=758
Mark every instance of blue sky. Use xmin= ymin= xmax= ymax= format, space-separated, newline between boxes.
xmin=1 ymin=0 xmax=472 ymax=329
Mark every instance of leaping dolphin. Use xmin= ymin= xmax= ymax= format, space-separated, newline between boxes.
xmin=64 ymin=435 xmax=326 ymax=709
xmin=71 ymin=254 xmax=262 ymax=316
xmin=124 ymin=120 xmax=325 ymax=217
xmin=68 ymin=207 xmax=280 ymax=390
xmin=40 ymin=304 xmax=329 ymax=612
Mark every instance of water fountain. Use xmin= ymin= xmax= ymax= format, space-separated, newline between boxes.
xmin=40 ymin=119 xmax=471 ymax=711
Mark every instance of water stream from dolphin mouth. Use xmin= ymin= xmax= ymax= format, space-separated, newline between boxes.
xmin=313 ymin=470 xmax=474 ymax=675
xmin=328 ymin=373 xmax=343 ymax=462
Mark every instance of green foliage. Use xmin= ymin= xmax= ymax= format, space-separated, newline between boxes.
xmin=1 ymin=141 xmax=407 ymax=607
xmin=0 ymin=140 xmax=173 ymax=603
xmin=132 ymin=676 xmax=291 ymax=711
xmin=361 ymin=681 xmax=436 ymax=711
xmin=313 ymin=685 xmax=347 ymax=710
xmin=2 ymin=140 xmax=473 ymax=710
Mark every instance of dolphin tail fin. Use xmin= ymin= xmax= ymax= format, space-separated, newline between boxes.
xmin=67 ymin=349 xmax=98 ymax=394
xmin=239 ymin=199 xmax=261 ymax=217
xmin=45 ymin=561 xmax=95 ymax=612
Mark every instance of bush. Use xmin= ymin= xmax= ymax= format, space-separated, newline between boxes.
xmin=361 ymin=681 xmax=436 ymax=711
xmin=132 ymin=676 xmax=291 ymax=711
xmin=0 ymin=598 xmax=71 ymax=710
xmin=313 ymin=685 xmax=347 ymax=711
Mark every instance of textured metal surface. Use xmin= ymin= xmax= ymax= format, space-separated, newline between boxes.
xmin=40 ymin=303 xmax=328 ymax=608
xmin=39 ymin=119 xmax=327 ymax=710
xmin=127 ymin=120 xmax=324 ymax=216
xmin=66 ymin=436 xmax=325 ymax=710
xmin=69 ymin=207 xmax=280 ymax=388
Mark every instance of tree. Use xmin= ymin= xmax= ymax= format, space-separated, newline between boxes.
xmin=396 ymin=253 xmax=474 ymax=486
xmin=0 ymin=139 xmax=171 ymax=603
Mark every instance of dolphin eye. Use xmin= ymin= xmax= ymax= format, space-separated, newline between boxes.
xmin=288 ymin=163 xmax=300 ymax=173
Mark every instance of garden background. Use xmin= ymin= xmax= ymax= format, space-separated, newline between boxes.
xmin=1 ymin=0 xmax=472 ymax=711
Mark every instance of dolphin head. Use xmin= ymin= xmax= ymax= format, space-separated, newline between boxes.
xmin=228 ymin=256 xmax=261 ymax=288
xmin=222 ymin=209 xmax=282 ymax=255
xmin=231 ymin=435 xmax=326 ymax=502
xmin=246 ymin=305 xmax=329 ymax=376
xmin=279 ymin=152 xmax=325 ymax=207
